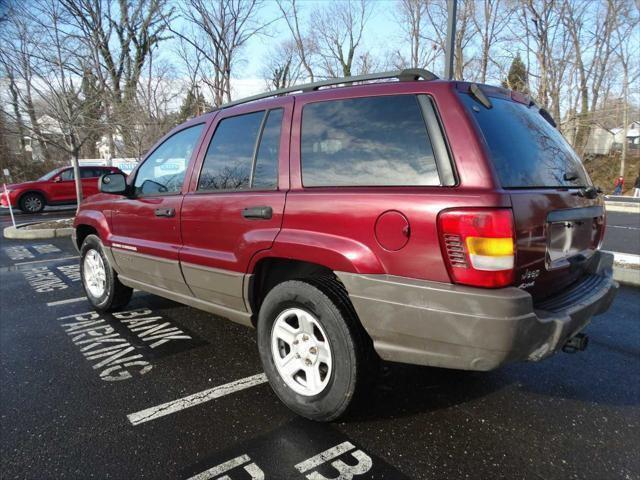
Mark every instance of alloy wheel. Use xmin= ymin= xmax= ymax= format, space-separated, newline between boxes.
xmin=83 ymin=249 xmax=107 ymax=298
xmin=270 ymin=307 xmax=333 ymax=396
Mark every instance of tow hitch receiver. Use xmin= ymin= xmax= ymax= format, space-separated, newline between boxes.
xmin=562 ymin=333 xmax=589 ymax=353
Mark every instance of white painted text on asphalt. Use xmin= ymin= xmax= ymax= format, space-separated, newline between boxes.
xmin=58 ymin=311 xmax=152 ymax=382
xmin=23 ymin=266 xmax=68 ymax=292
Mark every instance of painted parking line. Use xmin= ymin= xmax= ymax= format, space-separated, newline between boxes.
xmin=47 ymin=297 xmax=87 ymax=307
xmin=127 ymin=373 xmax=268 ymax=426
xmin=15 ymin=256 xmax=79 ymax=266
xmin=187 ymin=454 xmax=252 ymax=480
xmin=294 ymin=441 xmax=357 ymax=473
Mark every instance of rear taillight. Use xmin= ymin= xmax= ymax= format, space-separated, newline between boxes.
xmin=438 ymin=208 xmax=515 ymax=288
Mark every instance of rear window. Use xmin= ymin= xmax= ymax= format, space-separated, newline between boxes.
xmin=301 ymin=95 xmax=439 ymax=187
xmin=460 ymin=93 xmax=590 ymax=188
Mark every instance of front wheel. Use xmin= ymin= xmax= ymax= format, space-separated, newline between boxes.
xmin=80 ymin=234 xmax=133 ymax=312
xmin=257 ymin=278 xmax=376 ymax=421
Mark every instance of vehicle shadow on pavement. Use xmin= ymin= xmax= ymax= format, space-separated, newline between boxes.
xmin=349 ymin=362 xmax=507 ymax=421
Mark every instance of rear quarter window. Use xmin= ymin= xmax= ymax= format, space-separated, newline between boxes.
xmin=301 ymin=95 xmax=440 ymax=187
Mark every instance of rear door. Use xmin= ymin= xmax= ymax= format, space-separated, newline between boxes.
xmin=180 ymin=98 xmax=292 ymax=312
xmin=109 ymin=122 xmax=206 ymax=295
xmin=79 ymin=167 xmax=104 ymax=199
xmin=459 ymin=90 xmax=605 ymax=300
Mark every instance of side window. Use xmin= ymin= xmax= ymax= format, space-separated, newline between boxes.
xmin=134 ymin=124 xmax=204 ymax=196
xmin=301 ymin=95 xmax=439 ymax=187
xmin=197 ymin=112 xmax=264 ymax=191
xmin=59 ymin=169 xmax=74 ymax=181
xmin=252 ymin=109 xmax=283 ymax=190
xmin=80 ymin=168 xmax=99 ymax=179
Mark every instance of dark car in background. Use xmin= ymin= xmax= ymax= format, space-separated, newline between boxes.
xmin=1 ymin=166 xmax=123 ymax=213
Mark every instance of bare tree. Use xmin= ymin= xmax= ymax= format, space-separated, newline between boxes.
xmin=563 ymin=0 xmax=620 ymax=154
xmin=423 ymin=0 xmax=475 ymax=80
xmin=3 ymin=0 xmax=107 ymax=208
xmin=312 ymin=0 xmax=373 ymax=78
xmin=515 ymin=0 xmax=572 ymax=122
xmin=58 ymin=0 xmax=173 ymax=161
xmin=263 ymin=40 xmax=303 ymax=90
xmin=612 ymin=1 xmax=640 ymax=179
xmin=275 ymin=0 xmax=316 ymax=81
xmin=0 ymin=10 xmax=53 ymax=163
xmin=473 ymin=0 xmax=514 ymax=83
xmin=170 ymin=0 xmax=269 ymax=106
xmin=391 ymin=0 xmax=442 ymax=72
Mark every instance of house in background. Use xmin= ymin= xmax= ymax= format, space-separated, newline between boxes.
xmin=610 ymin=121 xmax=640 ymax=153
xmin=96 ymin=133 xmax=125 ymax=160
xmin=583 ymin=126 xmax=615 ymax=156
xmin=564 ymin=120 xmax=640 ymax=157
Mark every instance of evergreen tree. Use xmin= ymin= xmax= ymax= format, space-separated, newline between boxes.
xmin=502 ymin=54 xmax=529 ymax=94
xmin=177 ymin=87 xmax=210 ymax=123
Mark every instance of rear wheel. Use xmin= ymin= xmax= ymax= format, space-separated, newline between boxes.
xmin=19 ymin=192 xmax=45 ymax=213
xmin=257 ymin=278 xmax=376 ymax=421
xmin=80 ymin=234 xmax=132 ymax=312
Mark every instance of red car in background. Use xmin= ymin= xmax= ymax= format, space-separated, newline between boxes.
xmin=1 ymin=166 xmax=123 ymax=213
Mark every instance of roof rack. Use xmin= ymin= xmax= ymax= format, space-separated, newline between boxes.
xmin=217 ymin=68 xmax=439 ymax=110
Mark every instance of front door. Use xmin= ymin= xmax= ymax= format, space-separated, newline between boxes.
xmin=109 ymin=122 xmax=207 ymax=295
xmin=52 ymin=168 xmax=76 ymax=203
xmin=180 ymin=98 xmax=293 ymax=314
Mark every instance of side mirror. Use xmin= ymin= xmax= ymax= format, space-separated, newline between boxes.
xmin=99 ymin=173 xmax=127 ymax=195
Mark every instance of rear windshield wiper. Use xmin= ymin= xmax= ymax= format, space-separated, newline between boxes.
xmin=573 ymin=186 xmax=602 ymax=199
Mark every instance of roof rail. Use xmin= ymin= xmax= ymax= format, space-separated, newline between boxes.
xmin=217 ymin=68 xmax=439 ymax=110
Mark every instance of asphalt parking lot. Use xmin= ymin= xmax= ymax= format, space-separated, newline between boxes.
xmin=1 ymin=213 xmax=639 ymax=479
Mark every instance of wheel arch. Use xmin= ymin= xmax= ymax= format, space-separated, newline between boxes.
xmin=17 ymin=189 xmax=48 ymax=206
xmin=246 ymin=230 xmax=384 ymax=326
xmin=248 ymin=258 xmax=335 ymax=324
xmin=74 ymin=210 xmax=111 ymax=250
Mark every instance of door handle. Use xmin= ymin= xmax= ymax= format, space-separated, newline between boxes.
xmin=242 ymin=206 xmax=272 ymax=220
xmin=155 ymin=208 xmax=176 ymax=217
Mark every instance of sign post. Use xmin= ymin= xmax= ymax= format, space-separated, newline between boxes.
xmin=444 ymin=0 xmax=457 ymax=80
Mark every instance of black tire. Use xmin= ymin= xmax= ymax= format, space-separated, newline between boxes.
xmin=257 ymin=277 xmax=377 ymax=421
xmin=19 ymin=192 xmax=45 ymax=213
xmin=80 ymin=234 xmax=133 ymax=312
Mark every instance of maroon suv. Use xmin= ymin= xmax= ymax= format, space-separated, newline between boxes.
xmin=73 ymin=70 xmax=618 ymax=421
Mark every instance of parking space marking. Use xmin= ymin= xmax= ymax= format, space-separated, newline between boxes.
xmin=187 ymin=454 xmax=255 ymax=480
xmin=32 ymin=244 xmax=61 ymax=254
xmin=4 ymin=246 xmax=34 ymax=260
xmin=294 ymin=441 xmax=357 ymax=474
xmin=127 ymin=373 xmax=268 ymax=426
xmin=47 ymin=297 xmax=87 ymax=306
xmin=15 ymin=256 xmax=79 ymax=266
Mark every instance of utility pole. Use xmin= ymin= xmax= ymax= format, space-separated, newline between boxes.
xmin=444 ymin=0 xmax=457 ymax=80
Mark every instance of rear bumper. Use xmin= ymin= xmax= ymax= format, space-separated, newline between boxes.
xmin=336 ymin=251 xmax=618 ymax=371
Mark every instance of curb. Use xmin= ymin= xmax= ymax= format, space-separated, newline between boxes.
xmin=3 ymin=223 xmax=73 ymax=240
xmin=605 ymin=201 xmax=640 ymax=214
xmin=607 ymin=251 xmax=640 ymax=287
